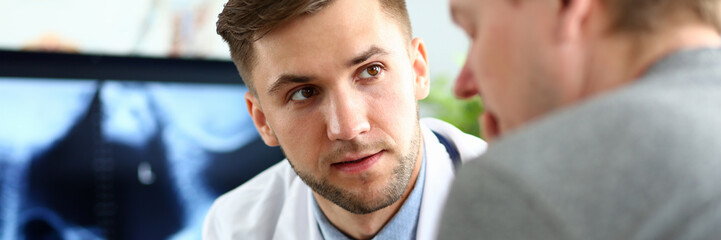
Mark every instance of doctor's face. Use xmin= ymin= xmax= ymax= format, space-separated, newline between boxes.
xmin=245 ymin=0 xmax=430 ymax=214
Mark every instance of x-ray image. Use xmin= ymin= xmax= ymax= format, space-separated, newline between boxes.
xmin=0 ymin=77 xmax=284 ymax=240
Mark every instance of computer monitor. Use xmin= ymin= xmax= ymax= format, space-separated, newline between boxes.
xmin=0 ymin=50 xmax=285 ymax=240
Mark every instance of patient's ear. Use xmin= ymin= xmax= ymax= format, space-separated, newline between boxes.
xmin=556 ymin=0 xmax=592 ymax=43
xmin=246 ymin=92 xmax=279 ymax=146
xmin=411 ymin=37 xmax=430 ymax=100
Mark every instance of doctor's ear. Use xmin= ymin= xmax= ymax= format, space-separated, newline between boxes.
xmin=245 ymin=92 xmax=280 ymax=146
xmin=411 ymin=37 xmax=430 ymax=100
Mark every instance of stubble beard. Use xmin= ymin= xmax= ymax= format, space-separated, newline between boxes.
xmin=288 ymin=125 xmax=421 ymax=215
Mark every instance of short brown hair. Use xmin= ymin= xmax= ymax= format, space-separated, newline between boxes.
xmin=216 ymin=0 xmax=412 ymax=93
xmin=602 ymin=0 xmax=721 ymax=33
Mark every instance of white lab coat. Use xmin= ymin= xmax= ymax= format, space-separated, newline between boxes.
xmin=203 ymin=118 xmax=487 ymax=240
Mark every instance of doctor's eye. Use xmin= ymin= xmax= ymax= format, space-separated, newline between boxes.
xmin=358 ymin=64 xmax=383 ymax=79
xmin=290 ymin=87 xmax=317 ymax=101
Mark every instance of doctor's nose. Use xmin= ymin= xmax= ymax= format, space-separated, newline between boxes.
xmin=454 ymin=62 xmax=479 ymax=99
xmin=326 ymin=92 xmax=370 ymax=141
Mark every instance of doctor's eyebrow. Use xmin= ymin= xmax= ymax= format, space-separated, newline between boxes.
xmin=267 ymin=46 xmax=389 ymax=96
xmin=348 ymin=45 xmax=389 ymax=67
xmin=267 ymin=75 xmax=313 ymax=95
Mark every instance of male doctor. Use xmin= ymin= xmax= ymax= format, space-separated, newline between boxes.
xmin=203 ymin=0 xmax=486 ymax=239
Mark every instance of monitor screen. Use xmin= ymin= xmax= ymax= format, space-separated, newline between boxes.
xmin=0 ymin=52 xmax=285 ymax=240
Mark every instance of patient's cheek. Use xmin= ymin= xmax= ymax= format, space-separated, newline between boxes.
xmin=481 ymin=111 xmax=500 ymax=143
